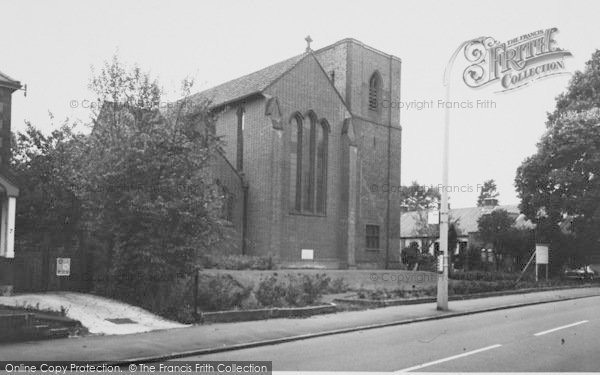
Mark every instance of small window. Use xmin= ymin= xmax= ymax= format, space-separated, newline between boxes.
xmin=368 ymin=72 xmax=382 ymax=111
xmin=366 ymin=225 xmax=380 ymax=249
xmin=329 ymin=70 xmax=335 ymax=84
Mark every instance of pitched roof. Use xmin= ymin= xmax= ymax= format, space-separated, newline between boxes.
xmin=0 ymin=70 xmax=21 ymax=90
xmin=401 ymin=205 xmax=521 ymax=238
xmin=188 ymin=52 xmax=309 ymax=109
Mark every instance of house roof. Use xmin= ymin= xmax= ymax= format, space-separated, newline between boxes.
xmin=0 ymin=70 xmax=21 ymax=90
xmin=188 ymin=52 xmax=309 ymax=109
xmin=400 ymin=205 xmax=521 ymax=238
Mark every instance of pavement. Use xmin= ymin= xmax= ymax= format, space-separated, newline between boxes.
xmin=0 ymin=286 xmax=599 ymax=363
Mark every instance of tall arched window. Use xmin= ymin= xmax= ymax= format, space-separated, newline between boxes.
xmin=289 ymin=112 xmax=329 ymax=214
xmin=315 ymin=120 xmax=329 ymax=213
xmin=302 ymin=113 xmax=314 ymax=212
xmin=290 ymin=115 xmax=302 ymax=211
xmin=368 ymin=72 xmax=382 ymax=111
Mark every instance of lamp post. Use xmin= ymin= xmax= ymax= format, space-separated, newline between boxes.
xmin=437 ymin=38 xmax=486 ymax=311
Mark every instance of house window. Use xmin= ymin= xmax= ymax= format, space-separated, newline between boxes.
xmin=289 ymin=112 xmax=328 ymax=214
xmin=368 ymin=72 xmax=381 ymax=111
xmin=366 ymin=225 xmax=380 ymax=249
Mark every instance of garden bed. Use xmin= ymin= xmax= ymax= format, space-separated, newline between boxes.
xmin=198 ymin=303 xmax=337 ymax=323
xmin=334 ymin=283 xmax=600 ymax=308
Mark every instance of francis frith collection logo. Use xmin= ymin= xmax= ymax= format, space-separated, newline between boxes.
xmin=462 ymin=28 xmax=572 ymax=92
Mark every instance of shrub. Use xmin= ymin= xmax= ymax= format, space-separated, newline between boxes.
xmin=401 ymin=245 xmax=419 ymax=268
xmin=283 ymin=274 xmax=331 ymax=307
xmin=196 ymin=274 xmax=252 ymax=311
xmin=255 ymin=274 xmax=286 ymax=307
xmin=417 ymin=253 xmax=436 ymax=272
xmin=150 ymin=277 xmax=195 ymax=323
xmin=327 ymin=277 xmax=349 ymax=293
xmin=255 ymin=273 xmax=331 ymax=307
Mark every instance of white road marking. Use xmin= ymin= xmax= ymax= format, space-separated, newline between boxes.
xmin=394 ymin=344 xmax=502 ymax=373
xmin=534 ymin=320 xmax=589 ymax=336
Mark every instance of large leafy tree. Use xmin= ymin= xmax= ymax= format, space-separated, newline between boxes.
xmin=515 ymin=50 xmax=600 ymax=265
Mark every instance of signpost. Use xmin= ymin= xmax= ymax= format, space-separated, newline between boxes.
xmin=428 ymin=210 xmax=440 ymax=225
xmin=535 ymin=244 xmax=549 ymax=281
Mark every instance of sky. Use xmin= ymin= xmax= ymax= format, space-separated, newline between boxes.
xmin=1 ymin=0 xmax=599 ymax=208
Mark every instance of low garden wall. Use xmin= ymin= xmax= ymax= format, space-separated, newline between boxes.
xmin=201 ymin=269 xmax=438 ymax=291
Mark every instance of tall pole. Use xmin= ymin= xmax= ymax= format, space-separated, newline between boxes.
xmin=436 ymin=38 xmax=486 ymax=311
xmin=437 ymin=79 xmax=451 ymax=311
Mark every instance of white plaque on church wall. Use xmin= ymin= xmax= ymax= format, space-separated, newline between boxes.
xmin=301 ymin=249 xmax=314 ymax=260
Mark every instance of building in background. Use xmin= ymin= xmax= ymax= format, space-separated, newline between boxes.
xmin=400 ymin=199 xmax=525 ymax=259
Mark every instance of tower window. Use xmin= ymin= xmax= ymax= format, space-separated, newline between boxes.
xmin=368 ymin=72 xmax=382 ymax=111
xmin=330 ymin=70 xmax=335 ymax=84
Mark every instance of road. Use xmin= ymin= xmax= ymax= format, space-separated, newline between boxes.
xmin=186 ymin=296 xmax=600 ymax=372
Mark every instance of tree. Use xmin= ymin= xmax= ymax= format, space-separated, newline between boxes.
xmin=477 ymin=179 xmax=499 ymax=206
xmin=12 ymin=121 xmax=83 ymax=244
xmin=400 ymin=181 xmax=440 ymax=211
xmin=77 ymin=56 xmax=224 ymax=304
xmin=477 ymin=210 xmax=513 ymax=270
xmin=401 ymin=241 xmax=420 ymax=270
xmin=477 ymin=209 xmax=534 ymax=271
xmin=515 ymin=50 xmax=600 ymax=266
xmin=11 ymin=120 xmax=86 ymax=289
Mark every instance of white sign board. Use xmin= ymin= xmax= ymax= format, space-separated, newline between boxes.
xmin=56 ymin=258 xmax=71 ymax=276
xmin=301 ymin=249 xmax=314 ymax=260
xmin=428 ymin=210 xmax=440 ymax=225
xmin=535 ymin=244 xmax=549 ymax=264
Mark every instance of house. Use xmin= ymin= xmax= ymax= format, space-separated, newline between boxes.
xmin=400 ymin=199 xmax=525 ymax=258
xmin=192 ymin=38 xmax=403 ymax=269
xmin=0 ymin=70 xmax=21 ymax=295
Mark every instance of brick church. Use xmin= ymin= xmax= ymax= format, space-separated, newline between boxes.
xmin=197 ymin=37 xmax=402 ymax=269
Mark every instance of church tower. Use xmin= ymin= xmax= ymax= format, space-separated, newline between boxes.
xmin=315 ymin=39 xmax=402 ymax=268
